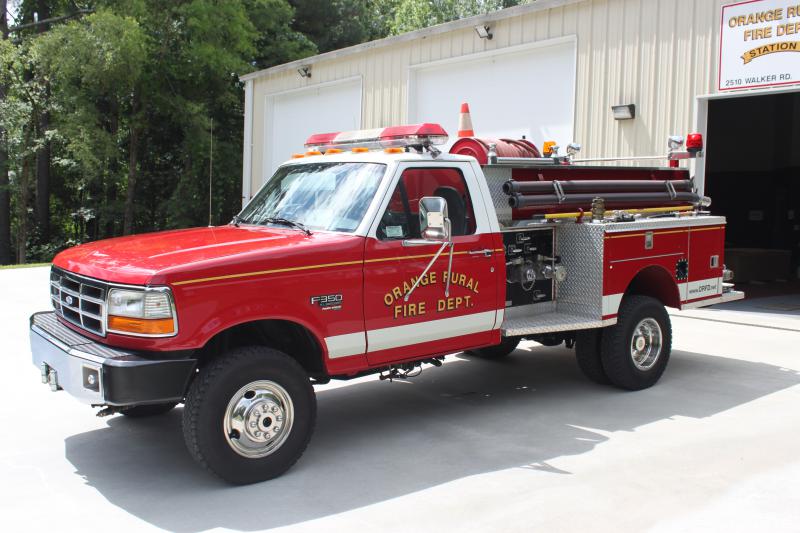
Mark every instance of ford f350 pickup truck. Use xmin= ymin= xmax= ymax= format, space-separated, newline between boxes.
xmin=30 ymin=123 xmax=743 ymax=484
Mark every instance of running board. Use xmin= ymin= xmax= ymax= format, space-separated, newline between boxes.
xmin=501 ymin=312 xmax=613 ymax=337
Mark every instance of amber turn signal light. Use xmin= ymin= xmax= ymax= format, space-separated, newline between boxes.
xmin=108 ymin=315 xmax=176 ymax=336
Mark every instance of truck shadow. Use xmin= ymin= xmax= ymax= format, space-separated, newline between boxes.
xmin=64 ymin=347 xmax=800 ymax=532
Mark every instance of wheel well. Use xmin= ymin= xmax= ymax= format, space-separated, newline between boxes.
xmin=197 ymin=320 xmax=326 ymax=378
xmin=625 ymin=265 xmax=681 ymax=309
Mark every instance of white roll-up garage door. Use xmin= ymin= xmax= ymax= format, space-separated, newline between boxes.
xmin=264 ymin=78 xmax=362 ymax=178
xmin=408 ymin=37 xmax=576 ymax=151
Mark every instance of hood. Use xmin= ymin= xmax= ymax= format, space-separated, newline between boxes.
xmin=53 ymin=225 xmax=336 ymax=285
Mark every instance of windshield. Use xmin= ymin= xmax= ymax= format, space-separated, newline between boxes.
xmin=237 ymin=162 xmax=386 ymax=233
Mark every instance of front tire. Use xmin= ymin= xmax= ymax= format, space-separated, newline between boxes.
xmin=182 ymin=346 xmax=316 ymax=484
xmin=468 ymin=336 xmax=521 ymax=359
xmin=600 ymin=295 xmax=672 ymax=390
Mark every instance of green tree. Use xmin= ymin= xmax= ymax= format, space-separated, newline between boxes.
xmin=2 ymin=0 xmax=389 ymax=264
xmin=291 ymin=0 xmax=399 ymax=53
xmin=36 ymin=10 xmax=146 ymax=236
xmin=0 ymin=0 xmax=10 ymax=263
xmin=248 ymin=0 xmax=316 ymax=68
xmin=0 ymin=28 xmax=52 ymax=262
xmin=15 ymin=1 xmax=83 ymax=245
xmin=388 ymin=0 xmax=525 ymax=35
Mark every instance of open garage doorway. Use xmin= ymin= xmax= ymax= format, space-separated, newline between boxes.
xmin=702 ymin=90 xmax=800 ymax=301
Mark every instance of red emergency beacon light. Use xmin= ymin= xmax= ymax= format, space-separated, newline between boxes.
xmin=686 ymin=133 xmax=703 ymax=154
xmin=305 ymin=123 xmax=449 ymax=152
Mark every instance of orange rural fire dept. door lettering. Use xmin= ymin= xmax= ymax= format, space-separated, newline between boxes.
xmin=363 ymin=166 xmax=498 ymax=365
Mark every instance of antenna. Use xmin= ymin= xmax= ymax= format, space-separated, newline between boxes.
xmin=208 ymin=118 xmax=213 ymax=227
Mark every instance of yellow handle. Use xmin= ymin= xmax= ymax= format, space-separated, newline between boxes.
xmin=543 ymin=205 xmax=694 ymax=220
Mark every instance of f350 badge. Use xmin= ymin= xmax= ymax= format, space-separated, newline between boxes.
xmin=310 ymin=294 xmax=343 ymax=311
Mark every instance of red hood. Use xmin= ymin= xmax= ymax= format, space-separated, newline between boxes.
xmin=53 ymin=225 xmax=346 ymax=285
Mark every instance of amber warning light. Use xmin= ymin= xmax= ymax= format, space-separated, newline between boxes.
xmin=304 ymin=123 xmax=449 ymax=152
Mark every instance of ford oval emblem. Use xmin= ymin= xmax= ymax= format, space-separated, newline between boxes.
xmin=65 ymin=295 xmax=74 ymax=306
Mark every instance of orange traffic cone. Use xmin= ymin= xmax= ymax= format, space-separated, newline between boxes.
xmin=457 ymin=102 xmax=474 ymax=137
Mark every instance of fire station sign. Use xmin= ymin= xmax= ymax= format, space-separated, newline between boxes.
xmin=719 ymin=0 xmax=800 ymax=91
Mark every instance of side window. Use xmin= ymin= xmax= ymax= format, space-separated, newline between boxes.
xmin=377 ymin=168 xmax=477 ymax=240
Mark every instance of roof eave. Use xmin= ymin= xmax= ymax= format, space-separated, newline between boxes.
xmin=239 ymin=0 xmax=584 ymax=82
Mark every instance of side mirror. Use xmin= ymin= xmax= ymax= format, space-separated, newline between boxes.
xmin=419 ymin=196 xmax=451 ymax=242
xmin=402 ymin=196 xmax=456 ymax=300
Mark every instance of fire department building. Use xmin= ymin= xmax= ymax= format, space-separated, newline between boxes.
xmin=240 ymin=0 xmax=800 ymax=285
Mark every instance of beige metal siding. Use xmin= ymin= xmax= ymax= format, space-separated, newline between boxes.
xmin=247 ymin=0 xmax=737 ymax=195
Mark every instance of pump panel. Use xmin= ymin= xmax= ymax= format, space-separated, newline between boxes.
xmin=503 ymin=228 xmax=555 ymax=308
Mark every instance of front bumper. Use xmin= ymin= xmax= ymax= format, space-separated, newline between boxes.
xmin=30 ymin=312 xmax=196 ymax=406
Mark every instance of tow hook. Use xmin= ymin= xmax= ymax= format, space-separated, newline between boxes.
xmin=96 ymin=406 xmax=124 ymax=417
xmin=379 ymin=357 xmax=444 ymax=381
xmin=41 ymin=363 xmax=60 ymax=392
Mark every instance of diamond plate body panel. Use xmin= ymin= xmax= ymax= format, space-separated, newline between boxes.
xmin=502 ymin=313 xmax=611 ymax=336
xmin=603 ymin=215 xmax=725 ymax=233
xmin=555 ymin=222 xmax=606 ymax=318
xmin=481 ymin=166 xmax=513 ymax=226
xmin=498 ymin=222 xmax=607 ymax=335
xmin=505 ymin=301 xmax=556 ymax=319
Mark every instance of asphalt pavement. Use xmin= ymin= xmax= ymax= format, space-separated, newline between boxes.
xmin=1 ymin=266 xmax=799 ymax=532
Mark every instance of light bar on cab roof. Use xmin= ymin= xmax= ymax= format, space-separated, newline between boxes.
xmin=304 ymin=123 xmax=449 ymax=152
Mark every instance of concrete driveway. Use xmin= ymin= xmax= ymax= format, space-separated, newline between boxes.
xmin=2 ymin=266 xmax=799 ymax=532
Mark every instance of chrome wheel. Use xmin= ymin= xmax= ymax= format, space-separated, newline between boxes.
xmin=629 ymin=318 xmax=662 ymax=371
xmin=224 ymin=380 xmax=294 ymax=459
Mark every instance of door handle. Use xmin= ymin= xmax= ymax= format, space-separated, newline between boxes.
xmin=468 ymin=249 xmax=493 ymax=257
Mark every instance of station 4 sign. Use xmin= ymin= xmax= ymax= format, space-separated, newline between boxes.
xmin=719 ymin=0 xmax=800 ymax=91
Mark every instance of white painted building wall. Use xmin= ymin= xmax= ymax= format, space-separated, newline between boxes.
xmin=240 ymin=0 xmax=745 ymax=200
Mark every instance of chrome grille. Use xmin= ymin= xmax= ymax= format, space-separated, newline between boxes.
xmin=50 ymin=267 xmax=108 ymax=336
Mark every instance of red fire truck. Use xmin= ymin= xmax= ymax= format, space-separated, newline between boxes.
xmin=30 ymin=122 xmax=743 ymax=484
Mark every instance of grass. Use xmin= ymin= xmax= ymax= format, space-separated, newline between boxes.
xmin=0 ymin=262 xmax=51 ymax=270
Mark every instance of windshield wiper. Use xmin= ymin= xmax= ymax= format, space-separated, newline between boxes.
xmin=231 ymin=214 xmax=242 ymax=227
xmin=265 ymin=217 xmax=312 ymax=236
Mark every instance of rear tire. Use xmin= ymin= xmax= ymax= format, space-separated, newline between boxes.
xmin=574 ymin=329 xmax=609 ymax=384
xmin=120 ymin=402 xmax=178 ymax=418
xmin=468 ymin=336 xmax=521 ymax=359
xmin=182 ymin=346 xmax=316 ymax=484
xmin=600 ymin=295 xmax=672 ymax=391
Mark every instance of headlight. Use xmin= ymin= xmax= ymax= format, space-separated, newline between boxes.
xmin=107 ymin=287 xmax=177 ymax=336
